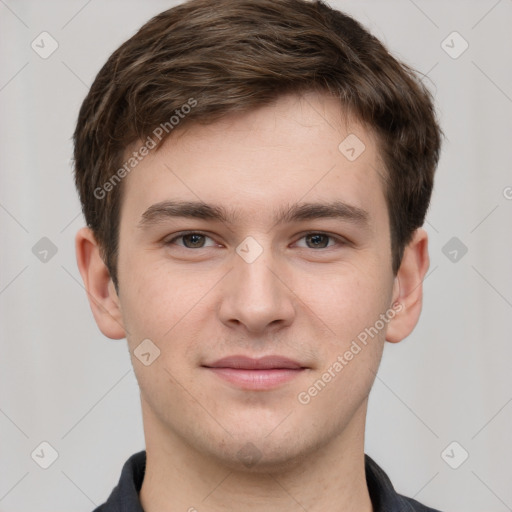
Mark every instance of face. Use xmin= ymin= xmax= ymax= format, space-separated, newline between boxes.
xmin=113 ymin=92 xmax=401 ymax=471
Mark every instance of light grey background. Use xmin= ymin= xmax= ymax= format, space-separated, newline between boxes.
xmin=1 ymin=0 xmax=511 ymax=511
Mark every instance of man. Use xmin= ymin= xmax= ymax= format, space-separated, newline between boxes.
xmin=73 ymin=0 xmax=443 ymax=510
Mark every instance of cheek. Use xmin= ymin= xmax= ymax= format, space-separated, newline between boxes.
xmin=119 ymin=255 xmax=217 ymax=366
xmin=305 ymin=262 xmax=392 ymax=337
xmin=119 ymin=263 xmax=204 ymax=405
xmin=119 ymin=250 xmax=183 ymax=324
xmin=296 ymin=276 xmax=390 ymax=421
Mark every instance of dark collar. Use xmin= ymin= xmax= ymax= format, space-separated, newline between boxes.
xmin=93 ymin=450 xmax=441 ymax=512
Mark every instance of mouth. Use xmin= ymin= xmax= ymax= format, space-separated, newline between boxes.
xmin=202 ymin=355 xmax=308 ymax=390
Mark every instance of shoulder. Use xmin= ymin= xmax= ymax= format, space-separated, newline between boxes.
xmin=365 ymin=454 xmax=443 ymax=512
xmin=396 ymin=493 xmax=444 ymax=511
xmin=90 ymin=451 xmax=146 ymax=512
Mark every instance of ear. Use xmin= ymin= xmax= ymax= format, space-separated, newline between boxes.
xmin=75 ymin=226 xmax=126 ymax=340
xmin=386 ymin=228 xmax=430 ymax=344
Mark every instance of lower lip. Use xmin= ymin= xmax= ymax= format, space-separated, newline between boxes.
xmin=205 ymin=367 xmax=305 ymax=390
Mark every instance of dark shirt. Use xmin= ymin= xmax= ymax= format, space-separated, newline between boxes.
xmin=93 ymin=450 xmax=442 ymax=511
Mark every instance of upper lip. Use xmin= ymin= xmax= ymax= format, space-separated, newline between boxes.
xmin=203 ymin=355 xmax=305 ymax=370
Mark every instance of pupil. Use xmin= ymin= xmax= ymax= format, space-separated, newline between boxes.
xmin=307 ymin=234 xmax=327 ymax=248
xmin=185 ymin=234 xmax=204 ymax=247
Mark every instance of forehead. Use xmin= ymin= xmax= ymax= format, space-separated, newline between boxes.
xmin=119 ymin=91 xmax=388 ymax=232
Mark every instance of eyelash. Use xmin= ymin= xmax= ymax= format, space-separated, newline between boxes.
xmin=164 ymin=231 xmax=348 ymax=250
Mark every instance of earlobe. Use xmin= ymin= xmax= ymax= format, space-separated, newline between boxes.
xmin=75 ymin=227 xmax=126 ymax=340
xmin=385 ymin=228 xmax=430 ymax=344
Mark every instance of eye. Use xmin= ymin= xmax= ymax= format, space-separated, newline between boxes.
xmin=165 ymin=232 xmax=217 ymax=249
xmin=295 ymin=232 xmax=344 ymax=249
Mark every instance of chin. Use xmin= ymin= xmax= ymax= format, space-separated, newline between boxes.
xmin=217 ymin=443 xmax=310 ymax=474
xmin=205 ymin=426 xmax=320 ymax=475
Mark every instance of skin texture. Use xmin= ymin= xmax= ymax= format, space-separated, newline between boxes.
xmin=76 ymin=91 xmax=429 ymax=511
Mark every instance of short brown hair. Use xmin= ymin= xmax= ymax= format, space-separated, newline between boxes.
xmin=73 ymin=0 xmax=442 ymax=291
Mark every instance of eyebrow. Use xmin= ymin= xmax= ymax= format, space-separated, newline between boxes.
xmin=137 ymin=200 xmax=370 ymax=230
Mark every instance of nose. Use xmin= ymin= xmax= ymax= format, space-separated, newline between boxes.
xmin=217 ymin=241 xmax=296 ymax=335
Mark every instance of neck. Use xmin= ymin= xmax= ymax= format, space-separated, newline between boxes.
xmin=139 ymin=401 xmax=373 ymax=512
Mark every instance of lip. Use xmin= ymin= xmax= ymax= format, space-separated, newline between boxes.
xmin=205 ymin=355 xmax=304 ymax=370
xmin=202 ymin=355 xmax=307 ymax=390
